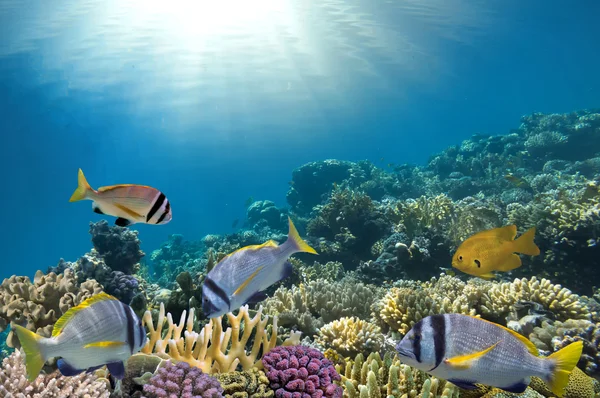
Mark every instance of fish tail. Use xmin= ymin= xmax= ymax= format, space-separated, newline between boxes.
xmin=545 ymin=340 xmax=583 ymax=397
xmin=12 ymin=325 xmax=47 ymax=382
xmin=69 ymin=168 xmax=92 ymax=202
xmin=513 ymin=227 xmax=540 ymax=256
xmin=285 ymin=216 xmax=317 ymax=254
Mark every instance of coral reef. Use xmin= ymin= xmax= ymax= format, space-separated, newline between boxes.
xmin=247 ymin=200 xmax=288 ymax=231
xmin=0 ymin=268 xmax=103 ymax=348
xmin=142 ymin=360 xmax=224 ymax=398
xmin=90 ymin=220 xmax=144 ymax=274
xmin=316 ymin=317 xmax=384 ymax=358
xmin=261 ymin=345 xmax=343 ymax=398
xmin=216 ymin=368 xmax=274 ymax=398
xmin=141 ymin=303 xmax=301 ymax=373
xmin=0 ymin=350 xmax=111 ymax=397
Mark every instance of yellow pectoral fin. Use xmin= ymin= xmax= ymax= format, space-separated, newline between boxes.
xmin=84 ymin=341 xmax=127 ymax=349
xmin=114 ymin=203 xmax=144 ymax=219
xmin=444 ymin=342 xmax=499 ymax=370
xmin=232 ymin=266 xmax=264 ymax=297
xmin=478 ymin=273 xmax=496 ymax=280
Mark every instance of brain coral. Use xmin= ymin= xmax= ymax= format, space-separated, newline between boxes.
xmin=0 ymin=268 xmax=103 ymax=348
xmin=261 ymin=345 xmax=343 ymax=398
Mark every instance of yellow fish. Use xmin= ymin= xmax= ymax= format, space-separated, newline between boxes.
xmin=452 ymin=225 xmax=540 ymax=279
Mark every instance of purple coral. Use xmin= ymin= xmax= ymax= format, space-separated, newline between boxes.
xmin=262 ymin=345 xmax=343 ymax=398
xmin=142 ymin=361 xmax=223 ymax=398
xmin=104 ymin=271 xmax=140 ymax=304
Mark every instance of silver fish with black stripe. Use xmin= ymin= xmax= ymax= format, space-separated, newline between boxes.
xmin=396 ymin=314 xmax=583 ymax=397
xmin=69 ymin=168 xmax=172 ymax=227
xmin=13 ymin=292 xmax=146 ymax=381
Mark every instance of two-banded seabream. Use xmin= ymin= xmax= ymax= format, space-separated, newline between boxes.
xmin=396 ymin=314 xmax=583 ymax=397
xmin=202 ymin=217 xmax=317 ymax=318
xmin=69 ymin=168 xmax=172 ymax=227
xmin=13 ymin=292 xmax=147 ymax=381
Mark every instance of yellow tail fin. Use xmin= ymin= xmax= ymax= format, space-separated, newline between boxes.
xmin=513 ymin=227 xmax=540 ymax=256
xmin=69 ymin=168 xmax=92 ymax=202
xmin=546 ymin=340 xmax=583 ymax=397
xmin=12 ymin=325 xmax=46 ymax=382
xmin=286 ymin=216 xmax=317 ymax=254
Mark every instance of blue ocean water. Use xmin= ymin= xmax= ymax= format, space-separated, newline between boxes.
xmin=0 ymin=0 xmax=598 ymax=279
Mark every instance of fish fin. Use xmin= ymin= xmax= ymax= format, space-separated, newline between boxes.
xmin=107 ymin=361 xmax=126 ymax=379
xmin=246 ymin=291 xmax=269 ymax=304
xmin=513 ymin=227 xmax=540 ymax=256
xmin=98 ymin=184 xmax=154 ymax=192
xmin=478 ymin=273 xmax=496 ymax=280
xmin=447 ymin=379 xmax=478 ymax=390
xmin=232 ymin=266 xmax=265 ymax=297
xmin=114 ymin=203 xmax=144 ymax=219
xmin=285 ymin=216 xmax=317 ymax=254
xmin=546 ymin=341 xmax=583 ymax=397
xmin=12 ymin=325 xmax=46 ymax=382
xmin=498 ymin=253 xmax=522 ymax=272
xmin=115 ymin=217 xmax=133 ymax=227
xmin=69 ymin=168 xmax=92 ymax=202
xmin=464 ymin=315 xmax=539 ymax=356
xmin=53 ymin=292 xmax=118 ymax=337
xmin=501 ymin=380 xmax=529 ymax=394
xmin=444 ymin=342 xmax=499 ymax=369
xmin=85 ymin=365 xmax=104 ymax=373
xmin=57 ymin=359 xmax=84 ymax=377
xmin=470 ymin=225 xmax=517 ymax=241
xmin=92 ymin=204 xmax=105 ymax=215
xmin=84 ymin=341 xmax=127 ymax=349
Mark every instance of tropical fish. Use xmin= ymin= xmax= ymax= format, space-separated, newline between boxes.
xmin=69 ymin=168 xmax=172 ymax=227
xmin=396 ymin=314 xmax=583 ymax=397
xmin=504 ymin=174 xmax=530 ymax=189
xmin=451 ymin=225 xmax=540 ymax=279
xmin=202 ymin=217 xmax=317 ymax=318
xmin=13 ymin=292 xmax=146 ymax=381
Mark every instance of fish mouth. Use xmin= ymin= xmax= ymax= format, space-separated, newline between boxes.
xmin=396 ymin=345 xmax=415 ymax=360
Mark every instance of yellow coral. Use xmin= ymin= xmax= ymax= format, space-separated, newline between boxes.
xmin=317 ymin=317 xmax=384 ymax=357
xmin=141 ymin=303 xmax=300 ymax=373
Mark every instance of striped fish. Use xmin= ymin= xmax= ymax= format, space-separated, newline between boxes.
xmin=202 ymin=217 xmax=317 ymax=318
xmin=396 ymin=314 xmax=583 ymax=397
xmin=69 ymin=168 xmax=172 ymax=227
xmin=13 ymin=292 xmax=146 ymax=381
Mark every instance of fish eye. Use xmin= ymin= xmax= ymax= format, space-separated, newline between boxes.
xmin=458 ymin=255 xmax=463 ymax=261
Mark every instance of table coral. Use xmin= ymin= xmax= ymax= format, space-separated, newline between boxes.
xmin=0 ymin=350 xmax=111 ymax=397
xmin=0 ymin=268 xmax=103 ymax=348
xmin=261 ymin=345 xmax=343 ymax=398
xmin=141 ymin=303 xmax=301 ymax=373
xmin=142 ymin=360 xmax=223 ymax=398
xmin=316 ymin=317 xmax=384 ymax=358
xmin=216 ymin=368 xmax=274 ymax=398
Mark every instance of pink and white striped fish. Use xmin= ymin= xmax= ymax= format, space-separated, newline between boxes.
xmin=69 ymin=168 xmax=172 ymax=227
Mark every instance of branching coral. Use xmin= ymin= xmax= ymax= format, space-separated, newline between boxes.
xmin=0 ymin=269 xmax=103 ymax=348
xmin=216 ymin=368 xmax=274 ymax=398
xmin=479 ymin=277 xmax=590 ymax=323
xmin=141 ymin=303 xmax=301 ymax=373
xmin=316 ymin=317 xmax=384 ymax=358
xmin=0 ymin=350 xmax=111 ymax=397
xmin=336 ymin=352 xmax=459 ymax=398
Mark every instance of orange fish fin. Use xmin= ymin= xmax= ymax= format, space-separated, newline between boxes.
xmin=98 ymin=184 xmax=153 ymax=192
xmin=69 ymin=169 xmax=93 ymax=202
xmin=464 ymin=315 xmax=539 ymax=356
xmin=468 ymin=225 xmax=517 ymax=241
xmin=513 ymin=227 xmax=540 ymax=256
xmin=478 ymin=273 xmax=496 ymax=280
xmin=114 ymin=203 xmax=144 ymax=219
xmin=232 ymin=266 xmax=265 ymax=297
xmin=497 ymin=253 xmax=522 ymax=272
xmin=444 ymin=342 xmax=499 ymax=369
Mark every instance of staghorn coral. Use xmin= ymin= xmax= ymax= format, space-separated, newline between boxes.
xmin=316 ymin=317 xmax=384 ymax=358
xmin=377 ymin=275 xmax=482 ymax=336
xmin=261 ymin=345 xmax=343 ymax=398
xmin=0 ymin=350 xmax=111 ymax=397
xmin=262 ymin=279 xmax=381 ymax=336
xmin=216 ymin=368 xmax=274 ymax=398
xmin=141 ymin=303 xmax=301 ymax=373
xmin=0 ymin=269 xmax=103 ymax=348
xmin=142 ymin=360 xmax=223 ymax=398
xmin=336 ymin=352 xmax=459 ymax=398
xmin=479 ymin=277 xmax=590 ymax=324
